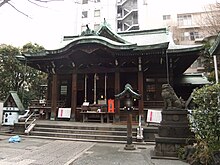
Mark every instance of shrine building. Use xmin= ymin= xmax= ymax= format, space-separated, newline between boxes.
xmin=19 ymin=23 xmax=206 ymax=122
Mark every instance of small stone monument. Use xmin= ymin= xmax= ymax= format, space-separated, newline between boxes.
xmin=153 ymin=84 xmax=194 ymax=158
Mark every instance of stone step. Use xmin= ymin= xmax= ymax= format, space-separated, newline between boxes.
xmin=29 ymin=122 xmax=139 ymax=143
xmin=30 ymin=131 xmax=136 ymax=142
xmin=33 ymin=127 xmax=137 ymax=136
xmin=34 ymin=124 xmax=133 ymax=132
xmin=13 ymin=121 xmax=158 ymax=143
xmin=21 ymin=135 xmax=155 ymax=145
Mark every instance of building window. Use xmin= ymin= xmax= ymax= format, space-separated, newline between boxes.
xmin=194 ymin=31 xmax=203 ymax=39
xmin=163 ymin=15 xmax=171 ymax=20
xmin=94 ymin=24 xmax=100 ymax=31
xmin=143 ymin=0 xmax=148 ymax=5
xmin=177 ymin=14 xmax=192 ymax=26
xmin=94 ymin=9 xmax=100 ymax=17
xmin=190 ymin=32 xmax=195 ymax=40
xmin=180 ymin=31 xmax=202 ymax=41
xmin=81 ymin=25 xmax=87 ymax=32
xmin=180 ymin=32 xmax=190 ymax=41
xmin=82 ymin=11 xmax=88 ymax=18
xmin=82 ymin=0 xmax=88 ymax=4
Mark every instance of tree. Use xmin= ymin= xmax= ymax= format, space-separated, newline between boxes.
xmin=0 ymin=44 xmax=22 ymax=99
xmin=199 ymin=2 xmax=220 ymax=36
xmin=21 ymin=43 xmax=48 ymax=108
xmin=0 ymin=43 xmax=47 ymax=108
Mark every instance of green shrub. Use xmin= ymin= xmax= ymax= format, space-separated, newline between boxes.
xmin=189 ymin=84 xmax=220 ymax=164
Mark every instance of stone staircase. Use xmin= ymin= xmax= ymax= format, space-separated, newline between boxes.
xmin=29 ymin=124 xmax=136 ymax=143
xmin=13 ymin=120 xmax=158 ymax=144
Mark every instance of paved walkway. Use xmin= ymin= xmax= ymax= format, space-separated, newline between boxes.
xmin=0 ymin=134 xmax=189 ymax=165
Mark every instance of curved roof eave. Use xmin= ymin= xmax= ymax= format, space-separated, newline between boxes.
xmin=167 ymin=44 xmax=204 ymax=53
xmin=24 ymin=36 xmax=137 ymax=57
xmin=134 ymin=42 xmax=169 ymax=51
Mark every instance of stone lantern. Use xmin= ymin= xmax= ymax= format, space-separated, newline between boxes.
xmin=115 ymin=84 xmax=141 ymax=150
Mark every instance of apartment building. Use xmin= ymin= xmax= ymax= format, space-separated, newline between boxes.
xmin=73 ymin=0 xmax=148 ymax=34
xmin=158 ymin=2 xmax=220 ymax=74
xmin=73 ymin=0 xmax=117 ymax=35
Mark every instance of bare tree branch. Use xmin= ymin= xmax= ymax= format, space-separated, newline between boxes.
xmin=0 ymin=0 xmax=64 ymax=17
xmin=0 ymin=0 xmax=10 ymax=7
xmin=28 ymin=0 xmax=48 ymax=8
xmin=199 ymin=3 xmax=220 ymax=35
xmin=7 ymin=2 xmax=31 ymax=18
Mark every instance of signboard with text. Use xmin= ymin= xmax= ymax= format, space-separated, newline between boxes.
xmin=58 ymin=108 xmax=71 ymax=118
xmin=146 ymin=109 xmax=162 ymax=123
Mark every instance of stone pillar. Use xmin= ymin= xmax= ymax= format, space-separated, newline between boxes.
xmin=153 ymin=109 xmax=194 ymax=158
xmin=70 ymin=72 xmax=77 ymax=121
xmin=50 ymin=74 xmax=58 ymax=120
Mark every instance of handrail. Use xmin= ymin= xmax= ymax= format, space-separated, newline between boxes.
xmin=24 ymin=111 xmax=37 ymax=134
xmin=25 ymin=111 xmax=35 ymax=129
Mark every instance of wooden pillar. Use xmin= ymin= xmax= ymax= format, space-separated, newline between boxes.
xmin=94 ymin=73 xmax=97 ymax=104
xmin=138 ymin=71 xmax=144 ymax=116
xmin=138 ymin=57 xmax=144 ymax=120
xmin=50 ymin=74 xmax=58 ymax=120
xmin=104 ymin=73 xmax=107 ymax=102
xmin=169 ymin=58 xmax=174 ymax=84
xmin=115 ymin=70 xmax=120 ymax=122
xmin=84 ymin=74 xmax=87 ymax=102
xmin=71 ymin=71 xmax=77 ymax=121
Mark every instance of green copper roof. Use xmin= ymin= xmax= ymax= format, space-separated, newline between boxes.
xmin=25 ymin=36 xmax=137 ymax=57
xmin=22 ymin=23 xmax=203 ymax=58
xmin=209 ymin=32 xmax=220 ymax=55
xmin=119 ymin=28 xmax=204 ymax=53
xmin=4 ymin=91 xmax=25 ymax=111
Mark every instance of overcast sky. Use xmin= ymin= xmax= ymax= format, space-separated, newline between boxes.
xmin=0 ymin=0 xmax=218 ymax=49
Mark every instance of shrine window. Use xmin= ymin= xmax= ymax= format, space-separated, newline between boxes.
xmin=60 ymin=85 xmax=67 ymax=95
